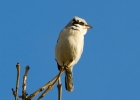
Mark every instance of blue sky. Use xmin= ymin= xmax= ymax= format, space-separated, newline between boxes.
xmin=0 ymin=0 xmax=140 ymax=100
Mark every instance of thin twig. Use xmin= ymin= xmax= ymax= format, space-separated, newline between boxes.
xmin=27 ymin=76 xmax=57 ymax=99
xmin=22 ymin=66 xmax=30 ymax=100
xmin=16 ymin=63 xmax=20 ymax=100
xmin=27 ymin=68 xmax=64 ymax=99
xmin=12 ymin=63 xmax=20 ymax=100
xmin=37 ymin=68 xmax=64 ymax=100
xmin=57 ymin=77 xmax=62 ymax=100
xmin=37 ymin=85 xmax=52 ymax=100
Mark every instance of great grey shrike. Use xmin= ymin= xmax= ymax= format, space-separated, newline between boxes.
xmin=55 ymin=16 xmax=92 ymax=92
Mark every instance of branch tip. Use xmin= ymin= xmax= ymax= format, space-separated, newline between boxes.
xmin=26 ymin=66 xmax=30 ymax=70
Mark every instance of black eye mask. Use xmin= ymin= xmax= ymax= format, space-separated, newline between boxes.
xmin=72 ymin=19 xmax=85 ymax=26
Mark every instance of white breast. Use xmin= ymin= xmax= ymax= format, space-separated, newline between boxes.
xmin=55 ymin=28 xmax=84 ymax=67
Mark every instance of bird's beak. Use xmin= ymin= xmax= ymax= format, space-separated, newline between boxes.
xmin=85 ymin=24 xmax=92 ymax=29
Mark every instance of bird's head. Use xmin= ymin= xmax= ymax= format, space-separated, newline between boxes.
xmin=65 ymin=16 xmax=92 ymax=35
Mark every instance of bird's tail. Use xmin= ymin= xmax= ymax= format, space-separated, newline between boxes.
xmin=65 ymin=71 xmax=74 ymax=92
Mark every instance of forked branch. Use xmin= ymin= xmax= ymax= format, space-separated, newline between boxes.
xmin=12 ymin=63 xmax=65 ymax=100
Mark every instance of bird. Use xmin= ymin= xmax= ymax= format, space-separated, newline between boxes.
xmin=55 ymin=16 xmax=92 ymax=92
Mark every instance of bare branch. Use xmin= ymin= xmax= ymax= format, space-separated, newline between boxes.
xmin=37 ymin=68 xmax=64 ymax=100
xmin=37 ymin=85 xmax=52 ymax=100
xmin=57 ymin=77 xmax=62 ymax=100
xmin=16 ymin=63 xmax=20 ymax=100
xmin=28 ymin=68 xmax=64 ymax=99
xmin=22 ymin=66 xmax=30 ymax=100
xmin=27 ymin=77 xmax=56 ymax=99
xmin=12 ymin=63 xmax=66 ymax=100
xmin=12 ymin=63 xmax=20 ymax=100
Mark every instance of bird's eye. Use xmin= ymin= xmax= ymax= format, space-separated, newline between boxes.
xmin=79 ymin=22 xmax=85 ymax=25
